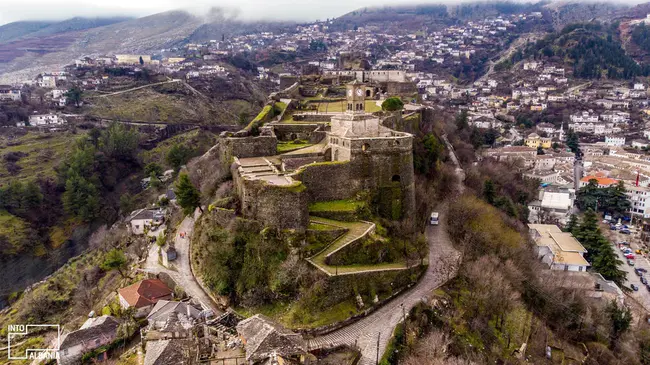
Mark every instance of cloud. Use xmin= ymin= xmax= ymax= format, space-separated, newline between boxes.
xmin=1 ymin=0 xmax=648 ymax=26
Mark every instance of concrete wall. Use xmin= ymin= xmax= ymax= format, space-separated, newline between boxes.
xmin=291 ymin=161 xmax=360 ymax=202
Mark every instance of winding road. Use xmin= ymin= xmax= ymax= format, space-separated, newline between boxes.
xmin=143 ymin=210 xmax=223 ymax=316
xmin=140 ymin=131 xmax=463 ymax=364
xmin=307 ymin=133 xmax=463 ymax=364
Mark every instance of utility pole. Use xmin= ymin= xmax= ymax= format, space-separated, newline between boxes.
xmin=376 ymin=332 xmax=381 ymax=365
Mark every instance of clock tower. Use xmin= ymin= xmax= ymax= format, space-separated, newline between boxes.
xmin=346 ymin=80 xmax=366 ymax=115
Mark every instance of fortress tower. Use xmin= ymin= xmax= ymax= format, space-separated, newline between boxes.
xmin=326 ymin=81 xmax=416 ymax=222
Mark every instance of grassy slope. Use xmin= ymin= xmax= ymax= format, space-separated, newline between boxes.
xmin=141 ymin=129 xmax=217 ymax=168
xmin=0 ymin=131 xmax=81 ymax=181
xmin=87 ymin=83 xmax=259 ymax=125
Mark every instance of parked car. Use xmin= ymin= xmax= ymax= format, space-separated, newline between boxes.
xmin=639 ymin=268 xmax=648 ymax=273
xmin=632 ymin=284 xmax=639 ymax=291
xmin=636 ymin=268 xmax=642 ymax=276
xmin=610 ymin=225 xmax=618 ymax=230
xmin=629 ymin=259 xmax=636 ymax=266
xmin=620 ymin=241 xmax=630 ymax=246
xmin=625 ymin=253 xmax=635 ymax=259
xmin=621 ymin=229 xmax=631 ymax=235
xmin=636 ymin=249 xmax=643 ymax=254
xmin=641 ymin=277 xmax=647 ymax=285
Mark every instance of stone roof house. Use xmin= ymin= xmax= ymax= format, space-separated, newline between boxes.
xmin=146 ymin=300 xmax=201 ymax=331
xmin=236 ymin=314 xmax=306 ymax=364
xmin=118 ymin=279 xmax=173 ymax=316
xmin=144 ymin=339 xmax=197 ymax=365
xmin=59 ymin=315 xmax=119 ymax=365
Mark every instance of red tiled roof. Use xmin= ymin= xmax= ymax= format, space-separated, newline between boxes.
xmin=580 ymin=175 xmax=618 ymax=186
xmin=118 ymin=279 xmax=172 ymax=308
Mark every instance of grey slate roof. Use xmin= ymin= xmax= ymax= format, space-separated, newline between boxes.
xmin=60 ymin=315 xmax=119 ymax=350
xmin=144 ymin=339 xmax=196 ymax=365
xmin=236 ymin=314 xmax=306 ymax=363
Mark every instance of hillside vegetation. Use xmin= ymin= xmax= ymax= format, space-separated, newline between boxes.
xmin=516 ymin=22 xmax=650 ymax=79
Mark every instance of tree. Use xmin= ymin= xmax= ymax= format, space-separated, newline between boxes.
xmin=166 ymin=144 xmax=193 ymax=171
xmin=381 ymin=97 xmax=404 ymax=111
xmin=455 ymin=110 xmax=469 ymax=130
xmin=566 ymin=130 xmax=579 ymax=154
xmin=144 ymin=162 xmax=163 ymax=177
xmin=565 ymin=214 xmax=579 ymax=233
xmin=101 ymin=249 xmax=128 ymax=278
xmin=483 ymin=179 xmax=496 ymax=205
xmin=606 ymin=300 xmax=631 ymax=343
xmin=99 ymin=123 xmax=139 ymax=162
xmin=139 ymin=56 xmax=144 ymax=65
xmin=536 ymin=146 xmax=545 ymax=155
xmin=175 ymin=173 xmax=202 ymax=215
xmin=63 ymin=171 xmax=100 ymax=221
xmin=65 ymin=86 xmax=83 ymax=107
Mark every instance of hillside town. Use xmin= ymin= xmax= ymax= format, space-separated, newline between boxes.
xmin=8 ymin=2 xmax=650 ymax=365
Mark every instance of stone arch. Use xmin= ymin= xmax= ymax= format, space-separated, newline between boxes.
xmin=366 ymin=89 xmax=371 ymax=97
xmin=290 ymin=133 xmax=297 ymax=140
xmin=392 ymin=175 xmax=401 ymax=182
xmin=334 ymin=149 xmax=339 ymax=160
xmin=362 ymin=143 xmax=370 ymax=152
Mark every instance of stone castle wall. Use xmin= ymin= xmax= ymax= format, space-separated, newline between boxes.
xmin=291 ymin=161 xmax=360 ymax=202
xmin=348 ymin=136 xmax=416 ymax=222
xmin=217 ymin=136 xmax=277 ymax=168
xmin=272 ymin=124 xmax=324 ymax=143
xmin=237 ymin=178 xmax=309 ymax=230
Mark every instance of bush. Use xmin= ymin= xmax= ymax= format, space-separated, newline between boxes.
xmin=381 ymin=97 xmax=404 ymax=111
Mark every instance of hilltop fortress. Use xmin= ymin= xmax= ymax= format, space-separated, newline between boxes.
xmin=217 ymin=80 xmax=416 ymax=232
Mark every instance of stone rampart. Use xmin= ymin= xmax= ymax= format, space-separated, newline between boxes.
xmin=291 ymin=161 xmax=360 ymax=202
xmin=217 ymin=135 xmax=277 ymax=168
xmin=238 ymin=179 xmax=309 ymax=230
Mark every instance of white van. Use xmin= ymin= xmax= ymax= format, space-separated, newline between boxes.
xmin=430 ymin=212 xmax=439 ymax=225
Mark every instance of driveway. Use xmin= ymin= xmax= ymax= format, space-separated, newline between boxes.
xmin=144 ymin=210 xmax=222 ymax=315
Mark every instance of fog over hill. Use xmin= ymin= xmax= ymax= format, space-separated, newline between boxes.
xmin=1 ymin=0 xmax=650 ymax=82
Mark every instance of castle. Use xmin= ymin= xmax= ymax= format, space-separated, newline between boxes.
xmin=220 ymin=81 xmax=416 ymax=231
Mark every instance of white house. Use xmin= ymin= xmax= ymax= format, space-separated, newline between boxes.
xmin=528 ymin=224 xmax=590 ymax=272
xmin=28 ymin=113 xmax=65 ymax=126
xmin=605 ymin=135 xmax=626 ymax=147
xmin=126 ymin=208 xmax=165 ymax=235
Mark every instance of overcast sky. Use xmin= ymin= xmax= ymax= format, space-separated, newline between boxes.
xmin=0 ymin=0 xmax=647 ymax=26
xmin=0 ymin=0 xmax=385 ymax=25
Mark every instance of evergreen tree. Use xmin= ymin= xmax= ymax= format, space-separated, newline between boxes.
xmin=565 ymin=214 xmax=579 ymax=233
xmin=606 ymin=300 xmax=632 ymax=343
xmin=175 ymin=173 xmax=202 ymax=215
xmin=63 ymin=171 xmax=99 ymax=221
xmin=64 ymin=86 xmax=83 ymax=107
xmin=456 ymin=110 xmax=469 ymax=130
xmin=483 ymin=179 xmax=496 ymax=205
xmin=566 ymin=130 xmax=579 ymax=154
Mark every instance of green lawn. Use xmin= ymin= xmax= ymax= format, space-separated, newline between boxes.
xmin=277 ymin=141 xmax=313 ymax=153
xmin=309 ymin=199 xmax=364 ymax=212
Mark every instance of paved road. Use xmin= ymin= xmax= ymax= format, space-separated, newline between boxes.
xmin=143 ymin=210 xmax=222 ymax=315
xmin=604 ymin=225 xmax=650 ymax=311
xmin=308 ymin=133 xmax=464 ymax=364
xmin=308 ymin=212 xmax=461 ymax=364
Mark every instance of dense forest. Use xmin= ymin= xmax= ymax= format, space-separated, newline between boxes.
xmin=516 ymin=22 xmax=650 ymax=79
xmin=632 ymin=22 xmax=650 ymax=53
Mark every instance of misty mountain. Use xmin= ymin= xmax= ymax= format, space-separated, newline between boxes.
xmin=0 ymin=21 xmax=56 ymax=43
